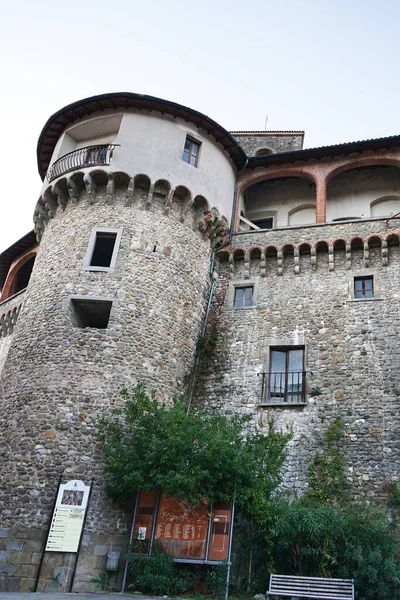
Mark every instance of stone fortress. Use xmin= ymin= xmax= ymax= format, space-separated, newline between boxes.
xmin=0 ymin=92 xmax=399 ymax=592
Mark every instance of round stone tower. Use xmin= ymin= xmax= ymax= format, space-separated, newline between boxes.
xmin=0 ymin=93 xmax=246 ymax=592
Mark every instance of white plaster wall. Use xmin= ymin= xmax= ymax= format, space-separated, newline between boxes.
xmin=327 ymin=167 xmax=400 ymax=221
xmin=288 ymin=206 xmax=316 ymax=225
xmin=41 ymin=110 xmax=237 ymax=221
xmin=244 ymin=178 xmax=316 ymax=227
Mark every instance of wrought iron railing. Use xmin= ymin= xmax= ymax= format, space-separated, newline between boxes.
xmin=46 ymin=144 xmax=119 ymax=182
xmin=259 ymin=371 xmax=306 ymax=404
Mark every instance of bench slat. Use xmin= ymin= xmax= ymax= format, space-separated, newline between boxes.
xmin=267 ymin=574 xmax=354 ymax=600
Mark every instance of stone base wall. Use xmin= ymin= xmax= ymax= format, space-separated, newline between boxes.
xmin=0 ymin=526 xmax=129 ymax=593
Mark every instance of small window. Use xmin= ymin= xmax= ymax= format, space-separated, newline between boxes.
xmin=83 ymin=228 xmax=122 ymax=272
xmin=234 ymin=286 xmax=254 ymax=308
xmin=253 ymin=217 xmax=274 ymax=230
xmin=265 ymin=347 xmax=305 ymax=404
xmin=91 ymin=232 xmax=117 ymax=267
xmin=354 ymin=276 xmax=374 ymax=299
xmin=182 ymin=136 xmax=201 ymax=167
xmin=71 ymin=298 xmax=112 ymax=329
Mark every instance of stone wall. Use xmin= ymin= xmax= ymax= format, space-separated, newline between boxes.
xmin=201 ymin=218 xmax=400 ymax=502
xmin=0 ymin=178 xmax=221 ymax=592
xmin=232 ymin=133 xmax=304 ymax=156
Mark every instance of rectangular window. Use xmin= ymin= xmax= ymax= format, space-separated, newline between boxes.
xmin=182 ymin=136 xmax=201 ymax=167
xmin=83 ymin=228 xmax=122 ymax=272
xmin=354 ymin=276 xmax=373 ymax=299
xmin=71 ymin=298 xmax=112 ymax=329
xmin=234 ymin=286 xmax=254 ymax=308
xmin=253 ymin=217 xmax=274 ymax=230
xmin=91 ymin=232 xmax=117 ymax=267
xmin=266 ymin=347 xmax=305 ymax=404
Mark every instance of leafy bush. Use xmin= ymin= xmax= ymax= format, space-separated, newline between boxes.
xmin=269 ymin=500 xmax=400 ymax=600
xmin=305 ymin=417 xmax=350 ymax=505
xmin=127 ymin=547 xmax=196 ymax=596
xmin=99 ymin=384 xmax=290 ymax=509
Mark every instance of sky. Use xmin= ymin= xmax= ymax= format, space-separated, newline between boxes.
xmin=1 ymin=0 xmax=400 ymax=252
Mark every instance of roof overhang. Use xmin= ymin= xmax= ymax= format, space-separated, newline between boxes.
xmin=246 ymin=134 xmax=400 ymax=168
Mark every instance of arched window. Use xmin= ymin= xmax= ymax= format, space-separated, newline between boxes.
xmin=255 ymin=148 xmax=273 ymax=156
xmin=370 ymin=196 xmax=400 ymax=217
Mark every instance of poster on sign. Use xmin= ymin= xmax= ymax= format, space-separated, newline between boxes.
xmin=45 ymin=480 xmax=91 ymax=553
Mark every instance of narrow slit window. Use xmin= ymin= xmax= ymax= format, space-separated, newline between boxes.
xmin=182 ymin=136 xmax=201 ymax=167
xmin=354 ymin=276 xmax=374 ymax=299
xmin=234 ymin=286 xmax=254 ymax=308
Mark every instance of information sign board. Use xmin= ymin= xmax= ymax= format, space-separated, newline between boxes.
xmin=45 ymin=480 xmax=90 ymax=553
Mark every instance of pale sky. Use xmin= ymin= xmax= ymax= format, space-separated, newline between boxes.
xmin=1 ymin=0 xmax=400 ymax=252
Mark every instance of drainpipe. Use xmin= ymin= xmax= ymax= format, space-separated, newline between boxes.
xmin=229 ymin=158 xmax=249 ymax=241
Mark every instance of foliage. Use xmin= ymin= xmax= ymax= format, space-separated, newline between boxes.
xmin=205 ymin=563 xmax=228 ymax=599
xmin=99 ymin=384 xmax=291 ymax=508
xmin=269 ymin=500 xmax=400 ymax=600
xmin=388 ymin=481 xmax=400 ymax=508
xmin=304 ymin=417 xmax=350 ymax=505
xmin=127 ymin=546 xmax=196 ymax=596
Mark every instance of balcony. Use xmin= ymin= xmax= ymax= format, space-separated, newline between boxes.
xmin=46 ymin=144 xmax=119 ymax=182
xmin=260 ymin=371 xmax=306 ymax=405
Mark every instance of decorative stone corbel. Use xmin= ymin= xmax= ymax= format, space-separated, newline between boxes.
xmin=277 ymin=250 xmax=283 ymax=276
xmin=381 ymin=240 xmax=388 ymax=266
xmin=294 ymin=247 xmax=300 ymax=274
xmin=229 ymin=253 xmax=234 ymax=279
xmin=43 ymin=192 xmax=57 ymax=218
xmin=163 ymin=188 xmax=174 ymax=216
xmin=53 ymin=183 xmax=68 ymax=211
xmin=67 ymin=178 xmax=80 ymax=204
xmin=310 ymin=247 xmax=316 ymax=268
xmin=106 ymin=174 xmax=115 ymax=205
xmin=345 ymin=244 xmax=351 ymax=270
xmin=145 ymin=182 xmax=155 ymax=210
xmin=363 ymin=242 xmax=369 ymax=268
xmin=244 ymin=253 xmax=250 ymax=279
xmin=180 ymin=198 xmax=194 ymax=223
xmin=260 ymin=249 xmax=266 ymax=277
xmin=126 ymin=178 xmax=134 ymax=206
xmin=83 ymin=173 xmax=96 ymax=204
xmin=328 ymin=246 xmax=334 ymax=272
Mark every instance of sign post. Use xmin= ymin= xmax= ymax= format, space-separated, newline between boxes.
xmin=34 ymin=479 xmax=92 ymax=593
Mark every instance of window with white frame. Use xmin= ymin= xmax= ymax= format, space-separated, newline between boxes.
xmin=83 ymin=228 xmax=122 ymax=272
xmin=182 ymin=136 xmax=201 ymax=167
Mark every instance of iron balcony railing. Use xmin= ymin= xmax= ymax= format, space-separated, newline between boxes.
xmin=46 ymin=144 xmax=119 ymax=182
xmin=259 ymin=371 xmax=306 ymax=404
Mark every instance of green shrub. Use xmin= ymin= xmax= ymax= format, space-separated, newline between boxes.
xmin=127 ymin=547 xmax=196 ymax=596
xmin=99 ymin=384 xmax=290 ymax=509
xmin=269 ymin=500 xmax=400 ymax=600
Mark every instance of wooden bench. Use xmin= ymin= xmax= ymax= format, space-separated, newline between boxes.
xmin=266 ymin=574 xmax=355 ymax=600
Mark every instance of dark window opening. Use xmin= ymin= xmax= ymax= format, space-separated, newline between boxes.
xmin=253 ymin=217 xmax=274 ymax=229
xmin=90 ymin=232 xmax=117 ymax=267
xmin=14 ymin=256 xmax=36 ymax=294
xmin=266 ymin=347 xmax=305 ymax=404
xmin=182 ymin=136 xmax=201 ymax=167
xmin=354 ymin=276 xmax=374 ymax=299
xmin=234 ymin=286 xmax=254 ymax=308
xmin=71 ymin=299 xmax=112 ymax=329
